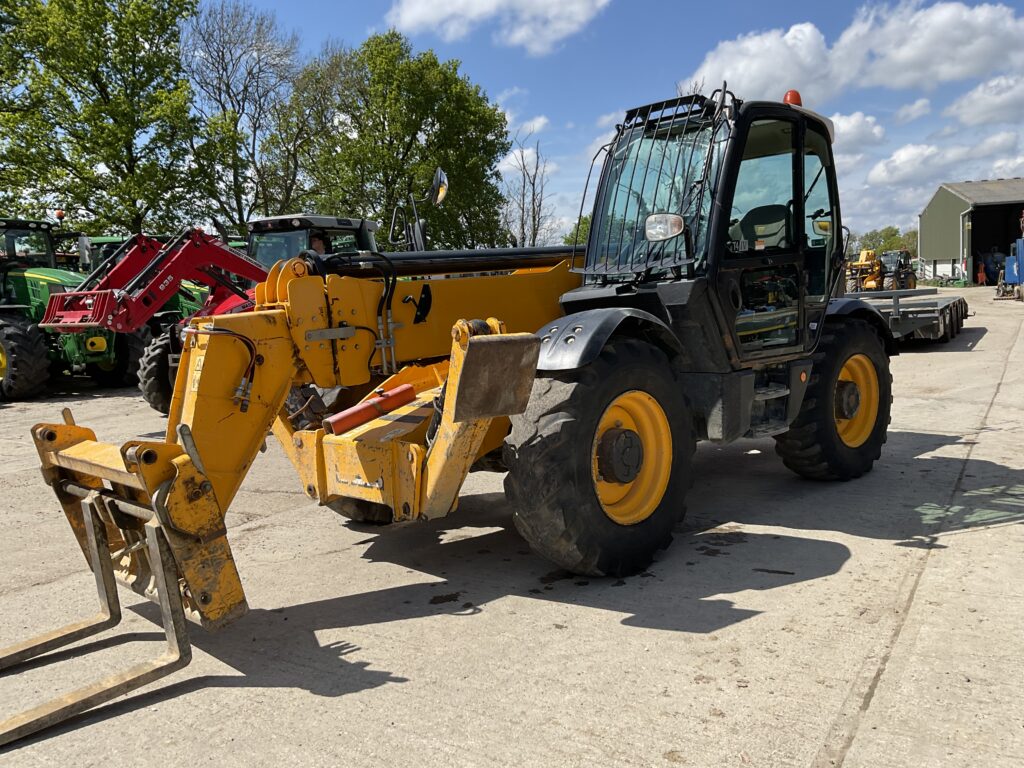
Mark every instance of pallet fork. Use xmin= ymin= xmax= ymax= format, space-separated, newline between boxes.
xmin=0 ymin=482 xmax=190 ymax=746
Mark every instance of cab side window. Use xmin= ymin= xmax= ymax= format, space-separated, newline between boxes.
xmin=727 ymin=119 xmax=796 ymax=255
xmin=804 ymin=127 xmax=835 ymax=301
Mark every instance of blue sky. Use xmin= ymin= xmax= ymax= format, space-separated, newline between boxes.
xmin=250 ymin=0 xmax=1024 ymax=237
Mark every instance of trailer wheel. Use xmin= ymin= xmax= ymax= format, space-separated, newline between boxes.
xmin=138 ymin=332 xmax=174 ymax=414
xmin=326 ymin=498 xmax=393 ymax=525
xmin=503 ymin=339 xmax=695 ymax=577
xmin=88 ymin=327 xmax=152 ymax=387
xmin=774 ymin=319 xmax=891 ymax=481
xmin=939 ymin=309 xmax=952 ymax=343
xmin=0 ymin=315 xmax=50 ymax=400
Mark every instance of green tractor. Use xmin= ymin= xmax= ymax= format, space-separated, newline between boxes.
xmin=0 ymin=218 xmax=205 ymax=399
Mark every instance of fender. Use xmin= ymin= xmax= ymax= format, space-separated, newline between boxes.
xmin=535 ymin=308 xmax=682 ymax=371
xmin=823 ymin=297 xmax=899 ymax=355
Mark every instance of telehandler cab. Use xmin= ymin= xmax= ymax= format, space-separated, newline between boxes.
xmin=0 ymin=87 xmax=894 ymax=744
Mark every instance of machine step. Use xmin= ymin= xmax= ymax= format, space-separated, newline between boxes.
xmin=753 ymin=384 xmax=790 ymax=401
xmin=747 ymin=420 xmax=790 ymax=438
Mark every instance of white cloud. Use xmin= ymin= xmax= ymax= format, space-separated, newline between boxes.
xmin=867 ymin=131 xmax=1018 ymax=185
xmin=992 ymin=155 xmax=1024 ymax=178
xmin=944 ymin=75 xmax=1024 ymax=126
xmin=498 ymin=145 xmax=559 ymax=176
xmin=830 ymin=111 xmax=885 ymax=151
xmin=596 ymin=110 xmax=620 ymax=128
xmin=685 ymin=2 xmax=1024 ymax=105
xmin=385 ymin=0 xmax=611 ymax=56
xmin=520 ymin=115 xmax=549 ymax=134
xmin=894 ymin=98 xmax=931 ymax=125
xmin=584 ymin=131 xmax=615 ymax=162
xmin=495 ymin=86 xmax=526 ymax=104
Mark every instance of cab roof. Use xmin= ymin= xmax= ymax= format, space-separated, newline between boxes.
xmin=0 ymin=217 xmax=55 ymax=231
xmin=247 ymin=214 xmax=378 ymax=233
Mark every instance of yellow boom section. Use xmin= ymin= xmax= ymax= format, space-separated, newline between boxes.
xmin=28 ymin=255 xmax=577 ymax=628
xmin=2 ymin=253 xmax=574 ymax=745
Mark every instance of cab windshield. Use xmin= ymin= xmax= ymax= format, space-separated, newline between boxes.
xmin=1 ymin=228 xmax=54 ymax=267
xmin=249 ymin=231 xmax=307 ymax=268
xmin=249 ymin=229 xmax=361 ymax=269
xmin=587 ymin=99 xmax=725 ymax=278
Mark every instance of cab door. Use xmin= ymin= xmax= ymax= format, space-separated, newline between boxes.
xmin=715 ymin=116 xmax=805 ymax=361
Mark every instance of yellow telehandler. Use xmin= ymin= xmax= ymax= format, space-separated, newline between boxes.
xmin=2 ymin=87 xmax=898 ymax=744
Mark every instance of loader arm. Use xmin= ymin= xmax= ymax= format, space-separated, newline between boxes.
xmin=40 ymin=228 xmax=268 ymax=332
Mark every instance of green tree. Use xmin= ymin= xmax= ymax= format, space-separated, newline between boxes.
xmin=0 ymin=0 xmax=199 ymax=233
xmin=185 ymin=0 xmax=299 ymax=236
xmin=563 ymin=214 xmax=591 ymax=246
xmin=293 ymin=32 xmax=510 ymax=249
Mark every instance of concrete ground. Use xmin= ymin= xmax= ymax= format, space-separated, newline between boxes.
xmin=0 ymin=286 xmax=1021 ymax=767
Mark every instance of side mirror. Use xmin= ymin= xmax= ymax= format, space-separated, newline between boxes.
xmin=428 ymin=167 xmax=448 ymax=206
xmin=77 ymin=235 xmax=91 ymax=267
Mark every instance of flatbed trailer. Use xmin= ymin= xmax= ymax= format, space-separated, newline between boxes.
xmin=852 ymin=287 xmax=968 ymax=342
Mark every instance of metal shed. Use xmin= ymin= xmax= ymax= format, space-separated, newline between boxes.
xmin=918 ymin=178 xmax=1024 ymax=283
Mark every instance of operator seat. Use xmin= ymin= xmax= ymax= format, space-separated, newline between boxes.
xmin=736 ymin=204 xmax=791 ymax=249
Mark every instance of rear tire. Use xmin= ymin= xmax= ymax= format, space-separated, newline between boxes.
xmin=774 ymin=319 xmax=891 ymax=481
xmin=138 ymin=332 xmax=174 ymax=414
xmin=503 ymin=339 xmax=695 ymax=577
xmin=87 ymin=327 xmax=152 ymax=387
xmin=0 ymin=316 xmax=51 ymax=400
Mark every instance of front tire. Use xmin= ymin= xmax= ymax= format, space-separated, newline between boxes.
xmin=504 ymin=339 xmax=695 ymax=577
xmin=0 ymin=316 xmax=51 ymax=399
xmin=774 ymin=319 xmax=891 ymax=480
xmin=87 ymin=327 xmax=151 ymax=387
xmin=138 ymin=331 xmax=174 ymax=414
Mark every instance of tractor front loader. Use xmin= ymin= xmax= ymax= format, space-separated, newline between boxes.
xmin=0 ymin=246 xmax=579 ymax=745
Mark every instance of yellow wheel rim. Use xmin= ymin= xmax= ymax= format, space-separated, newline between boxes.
xmin=835 ymin=353 xmax=879 ymax=448
xmin=591 ymin=390 xmax=673 ymax=525
xmin=0 ymin=343 xmax=7 ymax=380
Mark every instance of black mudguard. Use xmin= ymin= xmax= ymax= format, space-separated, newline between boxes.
xmin=824 ymin=297 xmax=898 ymax=355
xmin=535 ymin=308 xmax=682 ymax=372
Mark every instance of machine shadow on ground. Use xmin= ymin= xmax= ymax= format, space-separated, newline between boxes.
xmin=899 ymin=325 xmax=987 ymax=353
xmin=12 ymin=429 xmax=1021 ymax=748
xmin=0 ymin=380 xmax=141 ymax=412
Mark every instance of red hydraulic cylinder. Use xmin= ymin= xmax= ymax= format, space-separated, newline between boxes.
xmin=322 ymin=384 xmax=417 ymax=436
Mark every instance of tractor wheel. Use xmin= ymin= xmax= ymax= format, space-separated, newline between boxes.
xmin=0 ymin=316 xmax=51 ymax=400
xmin=138 ymin=332 xmax=174 ymax=414
xmin=845 ymin=277 xmax=859 ymax=294
xmin=503 ymin=339 xmax=695 ymax=577
xmin=87 ymin=327 xmax=152 ymax=387
xmin=882 ymin=275 xmax=896 ymax=291
xmin=906 ymin=273 xmax=918 ymax=290
xmin=774 ymin=319 xmax=891 ymax=481
xmin=327 ymin=498 xmax=393 ymax=525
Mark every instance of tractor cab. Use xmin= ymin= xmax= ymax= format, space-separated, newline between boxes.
xmin=246 ymin=215 xmax=379 ymax=270
xmin=1 ymin=218 xmax=57 ymax=270
xmin=0 ymin=218 xmax=84 ymax=318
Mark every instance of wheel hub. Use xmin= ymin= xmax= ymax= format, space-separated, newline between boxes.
xmin=597 ymin=427 xmax=644 ymax=483
xmin=834 ymin=380 xmax=861 ymax=420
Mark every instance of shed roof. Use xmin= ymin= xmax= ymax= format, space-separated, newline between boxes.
xmin=940 ymin=178 xmax=1024 ymax=206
